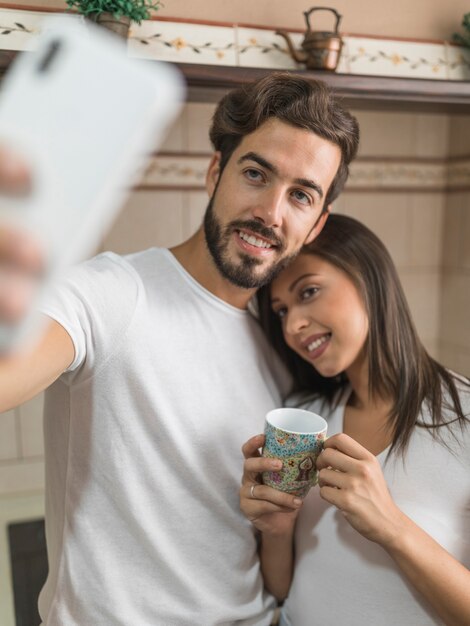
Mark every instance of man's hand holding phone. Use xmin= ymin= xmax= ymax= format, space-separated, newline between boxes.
xmin=0 ymin=147 xmax=44 ymax=327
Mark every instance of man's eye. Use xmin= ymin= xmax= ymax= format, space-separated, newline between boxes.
xmin=292 ymin=190 xmax=311 ymax=205
xmin=244 ymin=168 xmax=263 ymax=181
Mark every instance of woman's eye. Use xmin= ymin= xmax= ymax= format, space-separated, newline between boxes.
xmin=273 ymin=307 xmax=287 ymax=320
xmin=292 ymin=189 xmax=311 ymax=205
xmin=300 ymin=287 xmax=319 ymax=300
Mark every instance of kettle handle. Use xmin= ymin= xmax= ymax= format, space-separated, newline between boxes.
xmin=303 ymin=7 xmax=342 ymax=34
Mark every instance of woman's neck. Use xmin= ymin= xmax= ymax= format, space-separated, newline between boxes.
xmin=344 ymin=354 xmax=394 ymax=456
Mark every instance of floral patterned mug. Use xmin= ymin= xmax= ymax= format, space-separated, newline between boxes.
xmin=262 ymin=407 xmax=327 ymax=498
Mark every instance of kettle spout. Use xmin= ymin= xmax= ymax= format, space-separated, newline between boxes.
xmin=275 ymin=30 xmax=307 ymax=64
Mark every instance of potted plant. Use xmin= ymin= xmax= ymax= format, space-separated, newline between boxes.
xmin=65 ymin=0 xmax=162 ymax=39
xmin=453 ymin=12 xmax=470 ymax=48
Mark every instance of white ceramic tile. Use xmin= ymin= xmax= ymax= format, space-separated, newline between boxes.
xmin=448 ymin=116 xmax=470 ymax=158
xmin=446 ymin=43 xmax=470 ymax=81
xmin=18 ymin=394 xmax=44 ymax=459
xmin=409 ymin=194 xmax=445 ymax=268
xmin=236 ymin=27 xmax=303 ymax=69
xmin=128 ymin=20 xmax=237 ymax=66
xmin=186 ymin=102 xmax=217 ymax=153
xmin=335 ymin=37 xmax=350 ymax=74
xmin=102 ymin=190 xmax=185 ymax=253
xmin=456 ymin=349 xmax=470 ymax=376
xmin=420 ymin=338 xmax=439 ymax=360
xmin=439 ymin=343 xmax=470 ymax=377
xmin=0 ymin=410 xmax=18 ymax=461
xmin=348 ymin=37 xmax=447 ymax=80
xmin=158 ymin=108 xmax=187 ymax=153
xmin=185 ymin=191 xmax=208 ymax=236
xmin=413 ymin=114 xmax=449 ymax=159
xmin=440 ymin=272 xmax=470 ymax=348
xmin=0 ymin=460 xmax=44 ymax=495
xmin=438 ymin=341 xmax=460 ymax=372
xmin=400 ymin=270 xmax=441 ymax=343
xmin=142 ymin=155 xmax=209 ymax=188
xmin=460 ymin=203 xmax=470 ymax=270
xmin=352 ymin=111 xmax=417 ymax=158
xmin=442 ymin=194 xmax=465 ymax=270
xmin=341 ymin=193 xmax=411 ymax=268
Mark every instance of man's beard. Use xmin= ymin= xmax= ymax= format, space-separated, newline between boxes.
xmin=203 ymin=194 xmax=297 ymax=289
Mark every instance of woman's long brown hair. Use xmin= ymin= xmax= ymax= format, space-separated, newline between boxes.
xmin=257 ymin=213 xmax=470 ymax=456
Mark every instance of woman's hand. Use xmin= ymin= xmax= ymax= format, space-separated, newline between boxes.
xmin=240 ymin=434 xmax=302 ymax=537
xmin=317 ymin=433 xmax=470 ymax=625
xmin=316 ymin=433 xmax=406 ymax=547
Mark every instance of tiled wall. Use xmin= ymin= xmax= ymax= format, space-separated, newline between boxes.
xmin=440 ymin=116 xmax=470 ymax=374
xmin=1 ymin=104 xmax=469 ymax=499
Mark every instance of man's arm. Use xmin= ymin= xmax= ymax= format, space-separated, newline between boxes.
xmin=0 ymin=148 xmax=74 ymax=411
xmin=0 ymin=315 xmax=75 ymax=412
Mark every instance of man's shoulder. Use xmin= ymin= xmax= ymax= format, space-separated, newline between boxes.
xmin=78 ymin=247 xmax=170 ymax=285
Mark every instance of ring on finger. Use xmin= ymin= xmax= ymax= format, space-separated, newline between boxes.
xmin=250 ymin=484 xmax=258 ymax=499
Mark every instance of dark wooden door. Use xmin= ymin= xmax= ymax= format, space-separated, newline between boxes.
xmin=8 ymin=519 xmax=48 ymax=626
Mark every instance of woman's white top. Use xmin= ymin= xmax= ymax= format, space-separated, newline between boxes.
xmin=281 ymin=385 xmax=470 ymax=626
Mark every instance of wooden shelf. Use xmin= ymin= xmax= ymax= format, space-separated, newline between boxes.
xmin=177 ymin=63 xmax=470 ymax=114
xmin=2 ymin=50 xmax=470 ymax=113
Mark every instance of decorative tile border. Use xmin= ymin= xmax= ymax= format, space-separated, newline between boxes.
xmin=347 ymin=37 xmax=448 ymax=80
xmin=236 ymin=27 xmax=302 ymax=70
xmin=447 ymin=158 xmax=470 ymax=189
xmin=1 ymin=7 xmax=470 ymax=81
xmin=128 ymin=19 xmax=237 ymax=66
xmin=0 ymin=8 xmax=44 ymax=51
xmin=446 ymin=44 xmax=470 ymax=81
xmin=137 ymin=154 xmax=470 ymax=191
xmin=141 ymin=154 xmax=209 ymax=187
xmin=347 ymin=160 xmax=447 ymax=189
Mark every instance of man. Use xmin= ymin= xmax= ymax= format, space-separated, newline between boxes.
xmin=0 ymin=73 xmax=359 ymax=625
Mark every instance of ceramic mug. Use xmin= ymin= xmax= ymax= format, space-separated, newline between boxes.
xmin=262 ymin=407 xmax=327 ymax=498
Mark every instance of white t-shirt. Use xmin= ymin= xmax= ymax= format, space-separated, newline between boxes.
xmin=38 ymin=248 xmax=290 ymax=626
xmin=281 ymin=386 xmax=470 ymax=626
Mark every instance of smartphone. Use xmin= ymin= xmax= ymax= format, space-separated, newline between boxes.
xmin=0 ymin=16 xmax=185 ymax=352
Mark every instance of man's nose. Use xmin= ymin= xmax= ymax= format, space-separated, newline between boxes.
xmin=252 ymin=187 xmax=284 ymax=228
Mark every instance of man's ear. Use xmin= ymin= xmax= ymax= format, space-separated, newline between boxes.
xmin=206 ymin=152 xmax=221 ymax=197
xmin=305 ymin=206 xmax=331 ymax=245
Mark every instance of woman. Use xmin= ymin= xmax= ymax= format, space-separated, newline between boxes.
xmin=240 ymin=214 xmax=470 ymax=626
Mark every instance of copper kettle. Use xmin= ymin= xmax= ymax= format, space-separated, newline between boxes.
xmin=276 ymin=7 xmax=343 ymax=71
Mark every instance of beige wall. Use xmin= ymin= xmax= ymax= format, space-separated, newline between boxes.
xmin=441 ymin=116 xmax=470 ymax=375
xmin=8 ymin=0 xmax=470 ymax=40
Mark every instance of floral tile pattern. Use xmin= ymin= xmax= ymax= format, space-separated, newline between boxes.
xmin=236 ymin=27 xmax=303 ymax=69
xmin=446 ymin=43 xmax=470 ymax=80
xmin=347 ymin=37 xmax=448 ymax=80
xmin=348 ymin=161 xmax=447 ymax=189
xmin=447 ymin=159 xmax=470 ymax=188
xmin=128 ymin=20 xmax=237 ymax=66
xmin=0 ymin=8 xmax=44 ymax=51
xmin=140 ymin=155 xmax=210 ymax=188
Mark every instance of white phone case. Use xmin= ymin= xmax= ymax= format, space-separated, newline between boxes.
xmin=0 ymin=16 xmax=185 ymax=351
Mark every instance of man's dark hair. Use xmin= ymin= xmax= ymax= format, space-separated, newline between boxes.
xmin=209 ymin=72 xmax=360 ymax=208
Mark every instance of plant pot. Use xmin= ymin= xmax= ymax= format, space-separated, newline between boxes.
xmin=88 ymin=13 xmax=131 ymax=40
